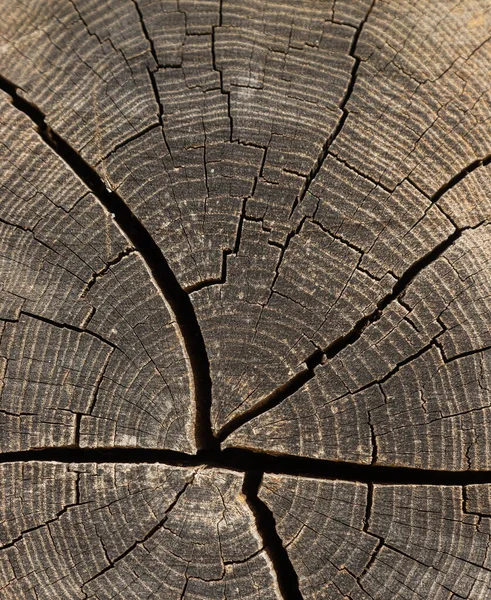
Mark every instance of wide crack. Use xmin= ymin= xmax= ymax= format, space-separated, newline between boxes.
xmin=0 ymin=73 xmax=217 ymax=453
xmin=243 ymin=472 xmax=303 ymax=600
xmin=1 ymin=6 xmax=491 ymax=593
xmin=5 ymin=447 xmax=491 ymax=486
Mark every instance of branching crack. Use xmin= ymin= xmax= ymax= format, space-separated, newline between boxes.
xmin=185 ymin=148 xmax=268 ymax=295
xmin=294 ymin=0 xmax=376 ymax=211
xmin=80 ymin=248 xmax=135 ymax=298
xmin=185 ymin=196 xmax=249 ymax=295
xmin=2 ymin=18 xmax=491 ymax=597
xmin=4 ymin=447 xmax=491 ymax=485
xmin=358 ymin=482 xmax=383 ymax=584
xmin=0 ymin=472 xmax=88 ymax=551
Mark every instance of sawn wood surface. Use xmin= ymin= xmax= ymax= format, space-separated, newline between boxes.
xmin=0 ymin=0 xmax=490 ymax=598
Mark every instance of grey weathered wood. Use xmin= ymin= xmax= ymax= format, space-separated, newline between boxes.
xmin=0 ymin=96 xmax=195 ymax=453
xmin=0 ymin=0 xmax=490 ymax=598
xmin=0 ymin=462 xmax=280 ymax=599
xmin=260 ymin=474 xmax=491 ymax=599
xmin=225 ymin=219 xmax=491 ymax=469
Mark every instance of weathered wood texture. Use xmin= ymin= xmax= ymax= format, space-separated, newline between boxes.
xmin=0 ymin=463 xmax=280 ymax=599
xmin=0 ymin=0 xmax=490 ymax=598
xmin=260 ymin=475 xmax=491 ymax=599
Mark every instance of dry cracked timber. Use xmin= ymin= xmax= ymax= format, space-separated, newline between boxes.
xmin=0 ymin=0 xmax=491 ymax=598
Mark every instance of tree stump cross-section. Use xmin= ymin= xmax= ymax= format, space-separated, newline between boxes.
xmin=0 ymin=0 xmax=491 ymax=598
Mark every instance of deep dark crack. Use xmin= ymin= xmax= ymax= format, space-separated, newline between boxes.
xmin=217 ymin=224 xmax=471 ymax=441
xmin=5 ymin=447 xmax=491 ymax=486
xmin=1 ymin=68 xmax=489 ymax=479
xmin=243 ymin=471 xmax=303 ymax=600
xmin=0 ymin=73 xmax=217 ymax=453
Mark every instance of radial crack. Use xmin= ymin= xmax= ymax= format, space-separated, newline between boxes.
xmin=82 ymin=470 xmax=197 ymax=587
xmin=0 ymin=73 xmax=218 ymax=453
xmin=242 ymin=471 xmax=303 ymax=600
xmin=218 ymin=223 xmax=475 ymax=442
xmin=4 ymin=447 xmax=491 ymax=486
xmin=295 ymin=0 xmax=376 ymax=208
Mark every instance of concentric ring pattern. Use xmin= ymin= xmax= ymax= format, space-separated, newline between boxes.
xmin=0 ymin=0 xmax=491 ymax=598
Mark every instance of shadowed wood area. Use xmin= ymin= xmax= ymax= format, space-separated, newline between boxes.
xmin=0 ymin=0 xmax=490 ymax=598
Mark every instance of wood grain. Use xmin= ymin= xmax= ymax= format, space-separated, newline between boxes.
xmin=0 ymin=0 xmax=490 ymax=598
xmin=0 ymin=95 xmax=195 ymax=453
xmin=0 ymin=462 xmax=280 ymax=599
xmin=260 ymin=474 xmax=491 ymax=599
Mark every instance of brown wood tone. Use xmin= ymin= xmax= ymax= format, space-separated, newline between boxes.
xmin=0 ymin=0 xmax=490 ymax=598
xmin=0 ymin=463 xmax=280 ymax=599
xmin=259 ymin=475 xmax=491 ymax=599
